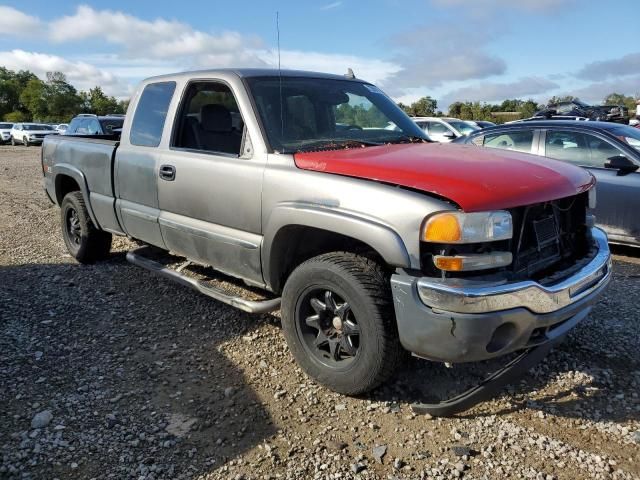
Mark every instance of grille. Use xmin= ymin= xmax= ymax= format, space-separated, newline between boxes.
xmin=509 ymin=193 xmax=589 ymax=280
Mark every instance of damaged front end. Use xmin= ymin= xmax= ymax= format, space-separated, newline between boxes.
xmin=390 ymin=193 xmax=611 ymax=416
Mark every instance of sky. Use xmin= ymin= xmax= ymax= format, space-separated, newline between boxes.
xmin=1 ymin=0 xmax=639 ymax=110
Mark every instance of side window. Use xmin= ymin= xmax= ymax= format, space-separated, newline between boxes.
xmin=130 ymin=81 xmax=176 ymax=147
xmin=484 ymin=130 xmax=533 ymax=153
xmin=172 ymin=81 xmax=244 ymax=155
xmin=87 ymin=119 xmax=101 ymax=135
xmin=427 ymin=122 xmax=448 ymax=135
xmin=67 ymin=118 xmax=80 ymax=134
xmin=586 ymin=134 xmax=626 ymax=167
xmin=545 ymin=130 xmax=590 ymax=165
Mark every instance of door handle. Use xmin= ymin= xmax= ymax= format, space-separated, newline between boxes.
xmin=159 ymin=164 xmax=176 ymax=181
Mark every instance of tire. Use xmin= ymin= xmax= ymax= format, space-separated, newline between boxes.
xmin=60 ymin=191 xmax=112 ymax=263
xmin=10 ymin=137 xmax=16 ymax=146
xmin=24 ymin=138 xmax=30 ymax=147
xmin=281 ymin=252 xmax=403 ymax=395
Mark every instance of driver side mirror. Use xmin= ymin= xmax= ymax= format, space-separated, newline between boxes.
xmin=605 ymin=155 xmax=639 ymax=175
xmin=442 ymin=131 xmax=456 ymax=139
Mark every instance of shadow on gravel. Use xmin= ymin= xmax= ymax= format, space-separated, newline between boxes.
xmin=0 ymin=254 xmax=277 ymax=479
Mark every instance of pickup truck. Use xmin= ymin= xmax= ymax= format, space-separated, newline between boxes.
xmin=42 ymin=69 xmax=611 ymax=415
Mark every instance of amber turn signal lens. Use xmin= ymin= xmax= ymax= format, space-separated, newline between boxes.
xmin=434 ymin=256 xmax=464 ymax=271
xmin=423 ymin=213 xmax=462 ymax=243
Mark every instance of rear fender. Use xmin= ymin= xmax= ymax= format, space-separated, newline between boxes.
xmin=53 ymin=164 xmax=100 ymax=229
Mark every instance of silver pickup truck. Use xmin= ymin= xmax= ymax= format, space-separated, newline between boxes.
xmin=42 ymin=69 xmax=611 ymax=415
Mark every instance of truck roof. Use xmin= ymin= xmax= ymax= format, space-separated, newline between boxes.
xmin=141 ymin=68 xmax=366 ymax=84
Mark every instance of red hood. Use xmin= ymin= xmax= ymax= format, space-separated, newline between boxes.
xmin=294 ymin=143 xmax=594 ymax=212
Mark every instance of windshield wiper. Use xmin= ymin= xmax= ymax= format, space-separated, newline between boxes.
xmin=295 ymin=139 xmax=384 ymax=153
xmin=384 ymin=135 xmax=430 ymax=144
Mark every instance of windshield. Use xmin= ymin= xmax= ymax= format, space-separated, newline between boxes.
xmin=448 ymin=121 xmax=479 ymax=136
xmin=0 ymin=123 xmax=13 ymax=129
xmin=610 ymin=125 xmax=640 ymax=152
xmin=24 ymin=124 xmax=53 ymax=131
xmin=246 ymin=76 xmax=428 ymax=152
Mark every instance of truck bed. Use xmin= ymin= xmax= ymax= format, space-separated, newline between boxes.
xmin=42 ymin=134 xmax=121 ymax=233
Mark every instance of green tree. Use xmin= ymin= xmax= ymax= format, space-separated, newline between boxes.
xmin=0 ymin=67 xmax=37 ymax=119
xmin=20 ymin=78 xmax=48 ymax=121
xmin=44 ymin=72 xmax=82 ymax=122
xmin=83 ymin=86 xmax=123 ymax=115
xmin=407 ymin=96 xmax=437 ymax=116
xmin=4 ymin=110 xmax=29 ymax=122
xmin=603 ymin=93 xmax=637 ymax=112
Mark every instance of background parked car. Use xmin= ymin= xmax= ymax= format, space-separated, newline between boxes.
xmin=0 ymin=122 xmax=13 ymax=144
xmin=411 ymin=116 xmax=480 ymax=142
xmin=54 ymin=124 xmax=69 ymax=135
xmin=10 ymin=123 xmax=58 ymax=146
xmin=455 ymin=120 xmax=640 ymax=246
xmin=65 ymin=114 xmax=124 ymax=137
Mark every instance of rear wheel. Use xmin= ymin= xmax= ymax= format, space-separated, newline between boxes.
xmin=61 ymin=191 xmax=112 ymax=263
xmin=281 ymin=252 xmax=403 ymax=395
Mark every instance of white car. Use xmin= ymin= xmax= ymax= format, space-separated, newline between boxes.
xmin=411 ymin=117 xmax=480 ymax=142
xmin=0 ymin=122 xmax=13 ymax=144
xmin=10 ymin=123 xmax=58 ymax=146
xmin=54 ymin=124 xmax=69 ymax=135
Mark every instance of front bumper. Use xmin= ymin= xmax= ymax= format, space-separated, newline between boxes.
xmin=391 ymin=227 xmax=611 ymax=363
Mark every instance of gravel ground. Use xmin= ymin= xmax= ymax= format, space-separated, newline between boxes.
xmin=0 ymin=145 xmax=639 ymax=480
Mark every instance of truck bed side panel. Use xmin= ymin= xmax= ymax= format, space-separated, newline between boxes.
xmin=43 ymin=136 xmax=123 ymax=234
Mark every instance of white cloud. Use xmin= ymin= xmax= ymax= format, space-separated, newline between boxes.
xmin=440 ymin=77 xmax=559 ymax=106
xmin=0 ymin=6 xmax=41 ymax=36
xmin=49 ymin=5 xmax=263 ymax=63
xmin=577 ymin=52 xmax=640 ymax=81
xmin=432 ymin=0 xmax=574 ymax=12
xmin=0 ymin=50 xmax=128 ymax=96
xmin=320 ymin=2 xmax=343 ymax=10
xmin=383 ymin=24 xmax=505 ymax=93
xmin=566 ymin=76 xmax=640 ymax=104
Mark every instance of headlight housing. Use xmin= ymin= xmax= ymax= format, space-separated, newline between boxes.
xmin=422 ymin=211 xmax=513 ymax=244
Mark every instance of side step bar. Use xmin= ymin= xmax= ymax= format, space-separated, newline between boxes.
xmin=126 ymin=247 xmax=281 ymax=314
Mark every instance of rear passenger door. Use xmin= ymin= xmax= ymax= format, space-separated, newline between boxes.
xmin=115 ymin=81 xmax=177 ymax=249
xmin=542 ymin=129 xmax=640 ymax=244
xmin=156 ymin=80 xmax=265 ymax=284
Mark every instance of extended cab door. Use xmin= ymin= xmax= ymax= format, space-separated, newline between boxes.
xmin=115 ymin=81 xmax=177 ymax=248
xmin=156 ymin=77 xmax=265 ymax=285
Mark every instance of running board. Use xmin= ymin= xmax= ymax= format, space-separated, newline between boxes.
xmin=126 ymin=247 xmax=281 ymax=314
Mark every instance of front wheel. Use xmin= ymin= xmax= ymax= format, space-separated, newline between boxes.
xmin=281 ymin=252 xmax=403 ymax=395
xmin=24 ymin=138 xmax=30 ymax=147
xmin=61 ymin=191 xmax=112 ymax=263
xmin=10 ymin=137 xmax=16 ymax=146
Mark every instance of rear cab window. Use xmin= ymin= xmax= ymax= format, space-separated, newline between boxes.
xmin=130 ymin=81 xmax=176 ymax=147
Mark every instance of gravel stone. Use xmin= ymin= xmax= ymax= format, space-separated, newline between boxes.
xmin=30 ymin=410 xmax=53 ymax=429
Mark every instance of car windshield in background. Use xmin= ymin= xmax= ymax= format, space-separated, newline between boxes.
xmin=0 ymin=123 xmax=13 ymax=129
xmin=448 ymin=121 xmax=479 ymax=136
xmin=246 ymin=77 xmax=428 ymax=153
xmin=24 ymin=124 xmax=53 ymax=131
xmin=609 ymin=125 xmax=640 ymax=153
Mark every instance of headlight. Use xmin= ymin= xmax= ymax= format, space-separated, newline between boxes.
xmin=422 ymin=211 xmax=513 ymax=243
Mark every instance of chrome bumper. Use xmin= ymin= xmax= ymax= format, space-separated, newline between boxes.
xmin=417 ymin=228 xmax=611 ymax=315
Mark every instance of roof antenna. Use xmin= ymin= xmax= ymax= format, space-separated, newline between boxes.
xmin=276 ymin=11 xmax=284 ymax=140
xmin=345 ymin=68 xmax=356 ymax=79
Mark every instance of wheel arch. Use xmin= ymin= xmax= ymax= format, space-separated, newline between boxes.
xmin=53 ymin=164 xmax=100 ymax=229
xmin=263 ymin=204 xmax=411 ymax=293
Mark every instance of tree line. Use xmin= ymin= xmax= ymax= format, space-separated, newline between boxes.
xmin=0 ymin=67 xmax=128 ymax=123
xmin=398 ymin=93 xmax=639 ymax=124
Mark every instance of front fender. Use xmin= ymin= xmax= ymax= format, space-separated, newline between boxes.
xmin=52 ymin=163 xmax=100 ymax=229
xmin=262 ymin=201 xmax=411 ymax=288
